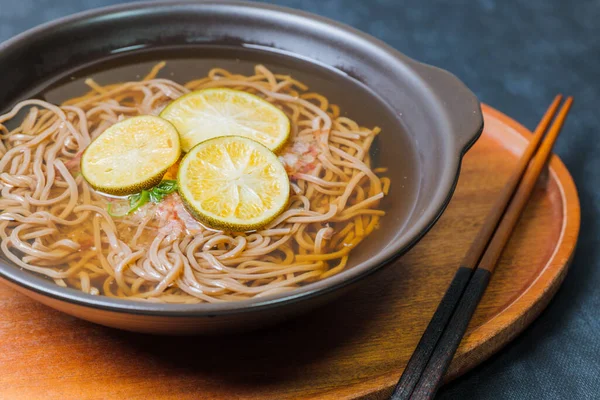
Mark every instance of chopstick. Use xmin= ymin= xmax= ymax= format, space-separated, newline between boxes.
xmin=391 ymin=95 xmax=573 ymax=400
xmin=391 ymin=95 xmax=564 ymax=399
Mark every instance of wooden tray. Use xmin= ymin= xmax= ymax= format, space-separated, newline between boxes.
xmin=0 ymin=105 xmax=579 ymax=399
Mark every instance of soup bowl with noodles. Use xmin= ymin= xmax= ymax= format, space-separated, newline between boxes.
xmin=0 ymin=1 xmax=483 ymax=334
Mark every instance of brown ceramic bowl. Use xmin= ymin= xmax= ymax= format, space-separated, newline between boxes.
xmin=0 ymin=1 xmax=483 ymax=334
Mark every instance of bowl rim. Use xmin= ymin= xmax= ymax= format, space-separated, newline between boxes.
xmin=0 ymin=0 xmax=483 ymax=316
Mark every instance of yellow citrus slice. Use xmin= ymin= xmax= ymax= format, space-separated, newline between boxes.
xmin=178 ymin=136 xmax=290 ymax=231
xmin=160 ymin=88 xmax=290 ymax=153
xmin=81 ymin=115 xmax=180 ymax=196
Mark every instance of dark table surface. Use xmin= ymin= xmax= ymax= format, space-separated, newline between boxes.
xmin=1 ymin=0 xmax=599 ymax=398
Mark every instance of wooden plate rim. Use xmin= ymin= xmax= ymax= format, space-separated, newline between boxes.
xmin=317 ymin=103 xmax=581 ymax=399
xmin=442 ymin=103 xmax=581 ymax=377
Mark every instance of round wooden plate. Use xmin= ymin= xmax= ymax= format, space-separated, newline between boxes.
xmin=0 ymin=105 xmax=579 ymax=400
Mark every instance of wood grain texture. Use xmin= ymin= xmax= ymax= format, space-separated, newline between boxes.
xmin=0 ymin=105 xmax=580 ymax=399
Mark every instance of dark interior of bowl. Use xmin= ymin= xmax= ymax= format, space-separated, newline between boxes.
xmin=0 ymin=1 xmax=482 ymax=313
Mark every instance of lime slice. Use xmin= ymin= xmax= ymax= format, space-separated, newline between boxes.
xmin=160 ymin=88 xmax=290 ymax=153
xmin=81 ymin=115 xmax=180 ymax=196
xmin=178 ymin=136 xmax=290 ymax=231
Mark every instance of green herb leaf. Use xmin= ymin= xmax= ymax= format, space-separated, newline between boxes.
xmin=153 ymin=180 xmax=178 ymax=194
xmin=128 ymin=190 xmax=150 ymax=213
xmin=148 ymin=190 xmax=162 ymax=203
xmin=106 ymin=180 xmax=178 ymax=217
xmin=146 ymin=180 xmax=178 ymax=203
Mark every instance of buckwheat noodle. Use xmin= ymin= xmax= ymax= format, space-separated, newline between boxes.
xmin=0 ymin=63 xmax=390 ymax=303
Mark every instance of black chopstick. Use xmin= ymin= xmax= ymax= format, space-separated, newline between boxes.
xmin=390 ymin=95 xmax=561 ymax=398
xmin=390 ymin=96 xmax=573 ymax=399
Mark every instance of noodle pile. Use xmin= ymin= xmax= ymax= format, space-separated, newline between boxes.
xmin=0 ymin=63 xmax=390 ymax=303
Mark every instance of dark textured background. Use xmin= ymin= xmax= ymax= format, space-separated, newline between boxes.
xmin=1 ymin=0 xmax=599 ymax=398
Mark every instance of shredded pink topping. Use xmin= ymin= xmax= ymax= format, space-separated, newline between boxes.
xmin=155 ymin=194 xmax=204 ymax=236
xmin=278 ymin=133 xmax=321 ymax=175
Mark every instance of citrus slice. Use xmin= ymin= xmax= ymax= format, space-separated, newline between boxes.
xmin=160 ymin=88 xmax=290 ymax=153
xmin=81 ymin=115 xmax=180 ymax=196
xmin=178 ymin=136 xmax=290 ymax=231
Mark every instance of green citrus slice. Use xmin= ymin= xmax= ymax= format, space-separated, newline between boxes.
xmin=160 ymin=88 xmax=290 ymax=153
xmin=177 ymin=136 xmax=290 ymax=231
xmin=81 ymin=115 xmax=180 ymax=196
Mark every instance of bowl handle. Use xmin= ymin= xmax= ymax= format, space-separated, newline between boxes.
xmin=410 ymin=62 xmax=484 ymax=154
